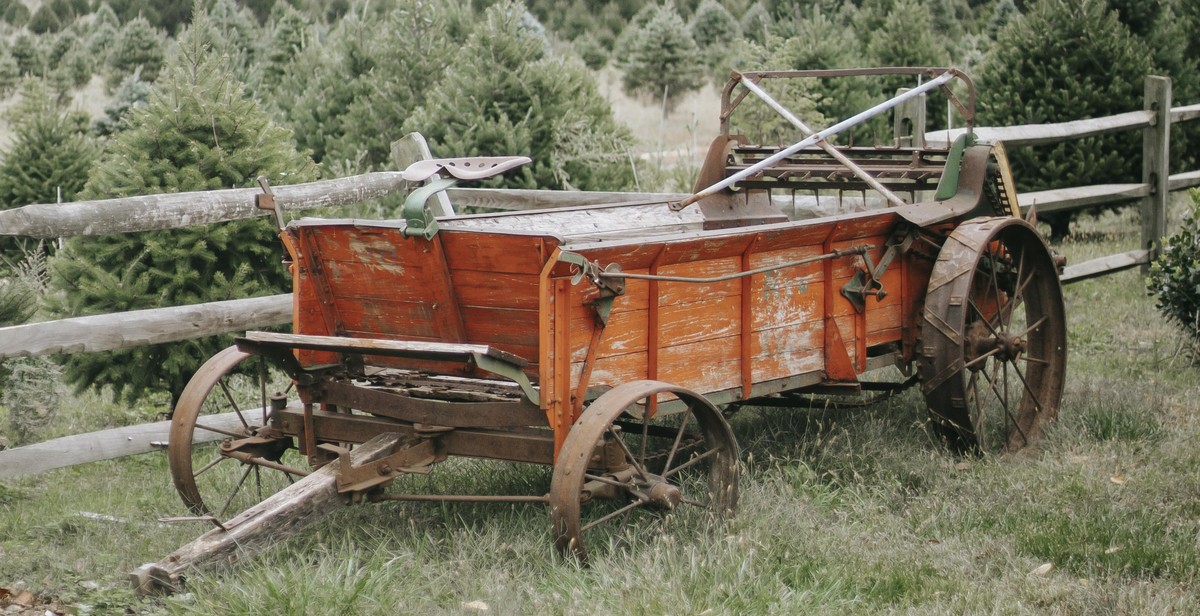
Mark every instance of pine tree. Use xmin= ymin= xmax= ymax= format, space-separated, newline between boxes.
xmin=0 ymin=80 xmax=95 ymax=261
xmin=977 ymin=0 xmax=1153 ymax=238
xmin=0 ymin=48 xmax=18 ymax=97
xmin=51 ymin=11 xmax=317 ymax=406
xmin=261 ymin=3 xmax=311 ymax=86
xmin=740 ymin=1 xmax=770 ymax=43
xmin=107 ymin=16 xmax=166 ymax=89
xmin=618 ymin=4 xmax=706 ymax=119
xmin=691 ymin=0 xmax=741 ymax=59
xmin=404 ymin=2 xmax=633 ymax=191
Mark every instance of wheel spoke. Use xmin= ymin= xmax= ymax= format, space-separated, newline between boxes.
xmin=580 ymin=497 xmax=649 ymax=533
xmin=1012 ymin=315 xmax=1048 ymax=340
xmin=192 ymin=452 xmax=226 ymax=479
xmin=1009 ymin=361 xmax=1047 ymax=416
xmin=218 ymin=379 xmax=251 ymax=430
xmin=218 ymin=464 xmax=254 ymax=518
xmin=259 ymin=359 xmax=269 ymax=425
xmin=968 ymin=299 xmax=1002 ymax=338
xmin=194 ymin=422 xmax=247 ymax=440
xmin=606 ymin=426 xmax=650 ymax=481
xmin=663 ymin=447 xmax=721 ymax=479
xmin=584 ymin=473 xmax=635 ymax=491
xmin=661 ymin=409 xmax=694 ymax=477
xmin=964 ymin=346 xmax=1002 ymax=371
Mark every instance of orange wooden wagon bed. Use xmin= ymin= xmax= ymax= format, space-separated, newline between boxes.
xmin=160 ymin=68 xmax=1067 ymax=569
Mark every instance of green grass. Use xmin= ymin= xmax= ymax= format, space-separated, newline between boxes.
xmin=3 ymin=204 xmax=1200 ymax=614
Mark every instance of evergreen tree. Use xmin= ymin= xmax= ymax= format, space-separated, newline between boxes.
xmin=977 ymin=0 xmax=1153 ymax=238
xmin=2 ymin=1 xmax=30 ymax=27
xmin=51 ymin=11 xmax=317 ymax=406
xmin=273 ymin=0 xmax=468 ymax=171
xmin=618 ymin=4 xmax=706 ymax=119
xmin=0 ymin=80 xmax=95 ymax=262
xmin=406 ymin=1 xmax=634 ymax=191
xmin=691 ymin=0 xmax=741 ymax=55
xmin=261 ymin=3 xmax=311 ymax=86
xmin=0 ymin=48 xmax=17 ymax=97
xmin=93 ymin=69 xmax=151 ymax=136
xmin=740 ymin=1 xmax=770 ymax=43
xmin=28 ymin=5 xmax=64 ymax=34
xmin=107 ymin=16 xmax=166 ymax=89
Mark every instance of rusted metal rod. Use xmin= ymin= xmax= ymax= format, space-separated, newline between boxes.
xmin=598 ymin=245 xmax=872 ymax=284
xmin=677 ymin=71 xmax=957 ymax=209
xmin=737 ymin=75 xmax=908 ymax=208
xmin=371 ymin=493 xmax=550 ymax=504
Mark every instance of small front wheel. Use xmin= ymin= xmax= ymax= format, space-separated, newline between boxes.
xmin=168 ymin=346 xmax=302 ymax=517
xmin=549 ymin=380 xmax=739 ymax=564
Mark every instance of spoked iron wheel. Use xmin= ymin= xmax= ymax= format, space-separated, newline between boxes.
xmin=919 ymin=217 xmax=1067 ymax=454
xmin=168 ymin=346 xmax=302 ymax=517
xmin=550 ymin=380 xmax=739 ymax=564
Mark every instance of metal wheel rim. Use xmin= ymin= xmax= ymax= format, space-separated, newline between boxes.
xmin=549 ymin=380 xmax=739 ymax=564
xmin=168 ymin=346 xmax=298 ymax=516
xmin=919 ymin=217 xmax=1067 ymax=454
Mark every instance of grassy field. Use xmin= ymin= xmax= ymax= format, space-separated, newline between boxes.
xmin=1 ymin=203 xmax=1199 ymax=615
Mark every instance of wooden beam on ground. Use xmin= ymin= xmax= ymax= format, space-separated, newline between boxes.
xmin=0 ymin=295 xmax=291 ymax=360
xmin=926 ymin=110 xmax=1155 ymax=147
xmin=1061 ymin=249 xmax=1150 ymax=284
xmin=1017 ymin=183 xmax=1149 ymax=215
xmin=0 ymin=173 xmax=411 ymax=239
xmin=130 ymin=433 xmax=402 ymax=595
xmin=0 ymin=411 xmax=245 ymax=479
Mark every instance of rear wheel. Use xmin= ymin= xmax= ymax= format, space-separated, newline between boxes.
xmin=919 ymin=217 xmax=1067 ymax=454
xmin=168 ymin=346 xmax=303 ymax=517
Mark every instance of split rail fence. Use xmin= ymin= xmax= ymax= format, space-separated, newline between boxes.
xmin=1 ymin=75 xmax=1198 ymax=477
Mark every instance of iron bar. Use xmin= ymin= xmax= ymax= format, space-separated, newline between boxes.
xmin=370 ymin=493 xmax=549 ymax=504
xmin=737 ymin=75 xmax=908 ymax=208
xmin=679 ymin=71 xmax=957 ymax=209
xmin=598 ymin=245 xmax=871 ymax=284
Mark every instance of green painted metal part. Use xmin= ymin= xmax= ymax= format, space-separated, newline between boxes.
xmin=471 ymin=352 xmax=539 ymax=407
xmin=933 ymin=133 xmax=976 ymax=201
xmin=402 ymin=177 xmax=457 ymax=240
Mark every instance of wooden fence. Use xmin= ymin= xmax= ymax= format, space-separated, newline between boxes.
xmin=1 ymin=75 xmax=1198 ymax=476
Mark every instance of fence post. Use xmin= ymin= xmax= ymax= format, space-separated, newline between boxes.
xmin=893 ymin=88 xmax=926 ymax=148
xmin=1142 ymin=76 xmax=1171 ymax=272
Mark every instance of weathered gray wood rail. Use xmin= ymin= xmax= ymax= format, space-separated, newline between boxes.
xmin=0 ymin=411 xmax=244 ymax=478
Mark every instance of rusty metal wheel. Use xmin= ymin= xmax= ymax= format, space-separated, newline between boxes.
xmin=919 ymin=217 xmax=1067 ymax=454
xmin=549 ymin=380 xmax=739 ymax=564
xmin=168 ymin=346 xmax=302 ymax=517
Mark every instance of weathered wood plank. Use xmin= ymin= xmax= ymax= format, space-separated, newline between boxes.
xmin=130 ymin=433 xmax=402 ymax=595
xmin=1061 ymin=249 xmax=1150 ymax=284
xmin=0 ymin=295 xmax=291 ymax=360
xmin=1171 ymin=103 xmax=1200 ymax=124
xmin=926 ymin=110 xmax=1154 ymax=147
xmin=1168 ymin=170 xmax=1200 ymax=191
xmin=1017 ymin=184 xmax=1149 ymax=215
xmin=0 ymin=411 xmax=246 ymax=478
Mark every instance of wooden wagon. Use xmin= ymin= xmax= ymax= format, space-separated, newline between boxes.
xmin=137 ymin=67 xmax=1066 ymax=589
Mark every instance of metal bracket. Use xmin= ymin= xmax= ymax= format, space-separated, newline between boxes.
xmin=256 ymin=176 xmax=287 ymax=231
xmin=841 ymin=228 xmax=916 ymax=311
xmin=934 ymin=133 xmax=976 ymax=201
xmin=402 ymin=177 xmax=457 ymax=240
xmin=558 ymin=251 xmax=626 ymax=326
xmin=320 ymin=438 xmax=438 ymax=499
xmin=470 ymin=352 xmax=540 ymax=406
